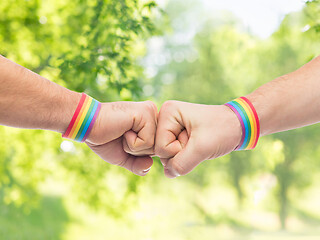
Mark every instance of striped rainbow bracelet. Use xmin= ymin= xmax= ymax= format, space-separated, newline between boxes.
xmin=62 ymin=93 xmax=101 ymax=142
xmin=225 ymin=96 xmax=260 ymax=151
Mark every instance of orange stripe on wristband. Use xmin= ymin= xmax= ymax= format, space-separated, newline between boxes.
xmin=62 ymin=93 xmax=101 ymax=142
xmin=240 ymin=96 xmax=260 ymax=149
xmin=225 ymin=96 xmax=260 ymax=150
xmin=235 ymin=98 xmax=257 ymax=149
xmin=70 ymin=97 xmax=93 ymax=139
xmin=68 ymin=95 xmax=90 ymax=138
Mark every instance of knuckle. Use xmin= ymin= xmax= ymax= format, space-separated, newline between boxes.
xmin=123 ymin=137 xmax=134 ymax=152
xmin=161 ymin=100 xmax=176 ymax=110
xmin=160 ymin=100 xmax=179 ymax=113
xmin=154 ymin=143 xmax=167 ymax=157
xmin=116 ymin=156 xmax=134 ymax=173
xmin=123 ymin=145 xmax=134 ymax=155
xmin=116 ymin=158 xmax=128 ymax=167
xmin=142 ymin=101 xmax=157 ymax=115
xmin=171 ymin=160 xmax=188 ymax=176
xmin=145 ymin=100 xmax=157 ymax=109
xmin=127 ymin=140 xmax=136 ymax=151
xmin=145 ymin=138 xmax=155 ymax=149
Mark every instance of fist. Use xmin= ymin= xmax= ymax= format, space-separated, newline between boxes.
xmin=155 ymin=101 xmax=242 ymax=178
xmin=86 ymin=101 xmax=158 ymax=176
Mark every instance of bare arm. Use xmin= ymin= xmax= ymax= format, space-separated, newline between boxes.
xmin=0 ymin=55 xmax=157 ymax=176
xmin=0 ymin=55 xmax=80 ymax=133
xmin=155 ymin=56 xmax=320 ymax=178
xmin=247 ymin=55 xmax=320 ymax=136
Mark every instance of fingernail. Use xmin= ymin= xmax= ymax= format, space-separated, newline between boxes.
xmin=164 ymin=168 xmax=179 ymax=178
xmin=171 ymin=169 xmax=180 ymax=177
xmin=142 ymin=167 xmax=151 ymax=173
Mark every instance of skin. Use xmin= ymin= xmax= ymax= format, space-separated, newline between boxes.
xmin=0 ymin=55 xmax=157 ymax=176
xmin=1 ymin=54 xmax=320 ymax=179
xmin=155 ymin=55 xmax=320 ymax=178
xmin=155 ymin=102 xmax=242 ymax=178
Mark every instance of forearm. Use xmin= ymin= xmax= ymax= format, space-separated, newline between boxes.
xmin=246 ymin=55 xmax=320 ymax=136
xmin=0 ymin=55 xmax=81 ymax=133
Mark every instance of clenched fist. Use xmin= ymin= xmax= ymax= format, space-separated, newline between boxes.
xmin=155 ymin=101 xmax=242 ymax=178
xmin=86 ymin=101 xmax=158 ymax=176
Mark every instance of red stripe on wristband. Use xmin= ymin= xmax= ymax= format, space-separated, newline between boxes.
xmin=225 ymin=96 xmax=260 ymax=150
xmin=62 ymin=93 xmax=86 ymax=138
xmin=240 ymin=96 xmax=260 ymax=149
xmin=62 ymin=93 xmax=101 ymax=142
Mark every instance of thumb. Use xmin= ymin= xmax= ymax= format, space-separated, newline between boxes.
xmin=123 ymin=101 xmax=157 ymax=155
xmin=164 ymin=138 xmax=203 ymax=178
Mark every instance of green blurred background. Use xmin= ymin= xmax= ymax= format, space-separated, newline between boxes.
xmin=1 ymin=0 xmax=320 ymax=239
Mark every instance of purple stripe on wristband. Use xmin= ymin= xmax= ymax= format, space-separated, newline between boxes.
xmin=225 ymin=103 xmax=245 ymax=150
xmin=81 ymin=102 xmax=102 ymax=142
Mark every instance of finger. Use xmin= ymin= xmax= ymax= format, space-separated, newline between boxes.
xmin=178 ymin=129 xmax=188 ymax=148
xmin=160 ymin=158 xmax=169 ymax=167
xmin=158 ymin=131 xmax=187 ymax=168
xmin=123 ymin=128 xmax=155 ymax=152
xmin=124 ymin=101 xmax=157 ymax=152
xmin=164 ymin=138 xmax=203 ymax=178
xmin=129 ymin=155 xmax=153 ymax=175
xmin=155 ymin=107 xmax=185 ymax=159
xmin=87 ymin=138 xmax=153 ymax=176
xmin=123 ymin=136 xmax=154 ymax=156
xmin=155 ymin=127 xmax=188 ymax=159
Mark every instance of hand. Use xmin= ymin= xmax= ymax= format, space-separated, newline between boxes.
xmin=85 ymin=101 xmax=158 ymax=176
xmin=155 ymin=101 xmax=242 ymax=178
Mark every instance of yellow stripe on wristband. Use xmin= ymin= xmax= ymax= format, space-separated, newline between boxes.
xmin=70 ymin=97 xmax=93 ymax=139
xmin=62 ymin=93 xmax=101 ymax=143
xmin=225 ymin=96 xmax=260 ymax=150
xmin=235 ymin=98 xmax=257 ymax=149
xmin=68 ymin=95 xmax=90 ymax=138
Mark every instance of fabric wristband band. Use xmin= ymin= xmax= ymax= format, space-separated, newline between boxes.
xmin=62 ymin=93 xmax=102 ymax=142
xmin=225 ymin=96 xmax=260 ymax=150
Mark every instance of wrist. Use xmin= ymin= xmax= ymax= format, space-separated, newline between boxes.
xmin=55 ymin=90 xmax=82 ymax=134
xmin=224 ymin=96 xmax=260 ymax=150
xmin=61 ymin=93 xmax=102 ymax=142
xmin=246 ymin=89 xmax=276 ymax=137
xmin=222 ymin=105 xmax=243 ymax=150
xmin=86 ymin=102 xmax=134 ymax=145
xmin=245 ymin=74 xmax=296 ymax=137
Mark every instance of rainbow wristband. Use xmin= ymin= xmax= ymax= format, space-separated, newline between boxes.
xmin=225 ymin=96 xmax=260 ymax=150
xmin=62 ymin=93 xmax=101 ymax=142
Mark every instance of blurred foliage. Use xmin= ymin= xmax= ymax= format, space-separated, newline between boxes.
xmin=0 ymin=0 xmax=160 ymax=100
xmin=0 ymin=0 xmax=160 ymax=218
xmin=1 ymin=0 xmax=320 ymax=239
xmin=149 ymin=0 xmax=320 ymax=232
